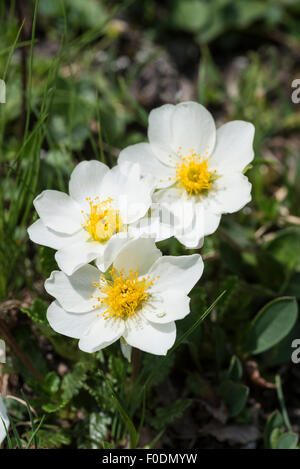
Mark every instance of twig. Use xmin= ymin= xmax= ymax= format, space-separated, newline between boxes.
xmin=218 ymin=226 xmax=250 ymax=252
xmin=0 ymin=319 xmax=44 ymax=385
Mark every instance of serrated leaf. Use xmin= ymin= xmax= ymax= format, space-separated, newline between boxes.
xmin=37 ymin=428 xmax=71 ymax=448
xmin=150 ymin=399 xmax=192 ymax=430
xmin=21 ymin=298 xmax=48 ymax=324
xmin=41 ymin=401 xmax=68 ymax=413
xmin=89 ymin=412 xmax=111 ymax=449
xmin=61 ymin=361 xmax=90 ymax=401
xmin=43 ymin=371 xmax=60 ymax=395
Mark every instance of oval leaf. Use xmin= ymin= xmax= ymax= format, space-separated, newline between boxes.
xmin=246 ymin=297 xmax=298 ymax=355
xmin=276 ymin=432 xmax=299 ymax=449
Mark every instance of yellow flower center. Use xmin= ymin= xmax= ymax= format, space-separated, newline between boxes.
xmin=91 ymin=268 xmax=157 ymax=320
xmin=176 ymin=150 xmax=218 ymax=196
xmin=82 ymin=197 xmax=124 ymax=242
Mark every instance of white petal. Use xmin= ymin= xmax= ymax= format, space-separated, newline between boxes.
xmin=100 ymin=164 xmax=152 ymax=224
xmin=113 ymin=237 xmax=161 ymax=276
xmin=148 ymin=104 xmax=181 ymax=167
xmin=208 ymin=172 xmax=252 ymax=214
xmin=128 ymin=204 xmax=175 ymax=242
xmin=34 ymin=190 xmax=82 ymax=234
xmin=143 ymin=290 xmax=190 ymax=324
xmin=148 ymin=104 xmax=175 ymax=147
xmin=55 ymin=234 xmax=105 ymax=275
xmin=171 ymin=101 xmax=216 ymax=157
xmin=120 ymin=341 xmax=132 ymax=361
xmin=153 ymin=187 xmax=195 ymax=234
xmin=95 ymin=233 xmax=130 ymax=272
xmin=203 ymin=211 xmax=221 ymax=235
xmin=47 ymin=301 xmax=97 ymax=339
xmin=0 ymin=397 xmax=9 ymax=445
xmin=210 ymin=121 xmax=255 ymax=173
xmin=124 ymin=317 xmax=176 ymax=355
xmin=45 ymin=264 xmax=100 ymax=313
xmin=174 ymin=203 xmax=221 ymax=246
xmin=175 ymin=228 xmax=204 ymax=249
xmin=149 ymin=254 xmax=203 ymax=294
xmin=79 ymin=316 xmax=124 ymax=353
xmin=28 ymin=219 xmax=72 ymax=250
xmin=118 ymin=143 xmax=175 ymax=188
xmin=69 ymin=160 xmax=109 ymax=209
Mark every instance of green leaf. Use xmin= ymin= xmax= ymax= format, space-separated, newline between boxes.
xmin=270 ymin=427 xmax=283 ymax=449
xmin=143 ymin=353 xmax=175 ymax=387
xmin=227 ymin=355 xmax=243 ymax=381
xmin=171 ymin=0 xmax=210 ymax=33
xmin=150 ymin=399 xmax=192 ymax=430
xmin=220 ymin=380 xmax=249 ymax=417
xmin=43 ymin=371 xmax=60 ymax=395
xmin=42 ymin=401 xmax=68 ymax=414
xmin=264 ymin=410 xmax=284 ymax=449
xmin=276 ymin=432 xmax=299 ymax=449
xmin=39 ymin=246 xmax=58 ymax=278
xmin=262 ymin=319 xmax=300 ymax=366
xmin=235 ymin=1 xmax=268 ymax=28
xmin=21 ymin=298 xmax=48 ymax=324
xmin=8 ymin=416 xmax=22 ymax=449
xmin=265 ymin=228 xmax=300 ymax=272
xmin=110 ymin=387 xmax=138 ymax=449
xmin=26 ymin=415 xmax=45 ymax=449
xmin=256 ymin=251 xmax=287 ymax=293
xmin=285 ymin=273 xmax=300 ymax=299
xmin=89 ymin=412 xmax=111 ymax=449
xmin=37 ymin=429 xmax=71 ymax=449
xmin=61 ymin=360 xmax=90 ymax=401
xmin=245 ymin=297 xmax=298 ymax=355
xmin=95 ymin=368 xmax=137 ymax=449
xmin=102 ymin=441 xmax=116 ymax=449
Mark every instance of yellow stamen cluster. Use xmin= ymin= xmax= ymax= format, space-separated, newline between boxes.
xmin=175 ymin=149 xmax=218 ymax=196
xmin=91 ymin=267 xmax=157 ymax=320
xmin=82 ymin=197 xmax=124 ymax=242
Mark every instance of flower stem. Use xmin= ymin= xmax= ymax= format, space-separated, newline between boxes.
xmin=131 ymin=348 xmax=141 ymax=384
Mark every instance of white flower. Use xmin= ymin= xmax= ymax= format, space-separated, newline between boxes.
xmin=0 ymin=397 xmax=9 ymax=446
xmin=118 ymin=101 xmax=254 ymax=248
xmin=45 ymin=237 xmax=203 ymax=356
xmin=28 ymin=160 xmax=162 ymax=275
